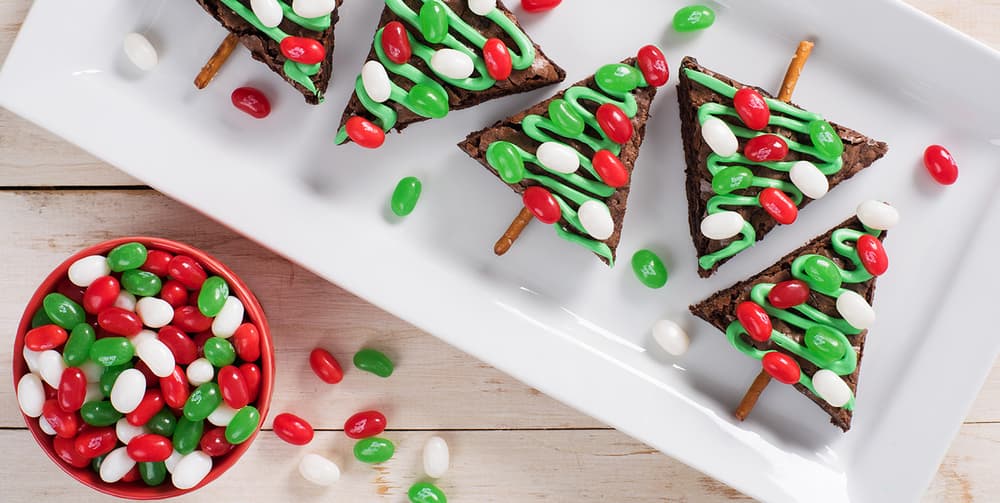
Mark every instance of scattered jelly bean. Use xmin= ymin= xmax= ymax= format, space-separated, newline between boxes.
xmin=26 ymin=324 xmax=68 ymax=351
xmin=128 ymin=433 xmax=173 ymax=462
xmin=127 ymin=390 xmax=165 ymax=426
xmin=431 ymin=48 xmax=475 ymax=80
xmin=38 ymin=350 xmax=68 ymax=388
xmin=345 ymin=116 xmax=386 ymax=149
xmin=207 ymin=403 xmax=239 ymax=427
xmin=200 ymin=427 xmax=236 ymax=457
xmin=409 ymin=481 xmax=448 ymax=503
xmin=123 ymin=33 xmax=158 ymax=71
xmin=111 ymin=368 xmax=147 ymax=414
xmin=418 ymin=0 xmax=449 ymax=43
xmin=835 ymin=290 xmax=875 ymax=330
xmin=291 ymin=0 xmax=336 ymax=18
xmin=800 ymin=256 xmax=842 ymax=294
xmin=637 ymin=45 xmax=669 ymax=87
xmin=42 ymin=399 xmax=79 ymax=438
xmin=857 ymin=234 xmax=888 ymax=276
xmin=733 ymin=87 xmax=770 ymax=130
xmin=171 ymin=451 xmax=213 ymax=490
xmin=354 ymin=348 xmax=394 ymax=378
xmin=168 ymin=255 xmax=207 ymax=290
xmin=225 ymin=405 xmax=260 ymax=444
xmin=203 ymin=337 xmax=237 ymax=367
xmin=63 ymin=324 xmax=96 ymax=366
xmin=231 ymin=87 xmax=271 ymax=119
xmin=69 ymin=255 xmax=112 ymax=287
xmin=211 ymin=297 xmax=244 ymax=338
xmin=344 ymin=410 xmax=387 ymax=439
xmin=767 ymin=280 xmax=810 ymax=309
xmin=58 ymin=367 xmax=88 ymax=412
xmin=744 ymin=134 xmax=789 ymax=162
xmin=240 ymin=363 xmax=262 ymax=403
xmin=521 ymin=0 xmax=561 ymax=13
xmin=804 ymin=325 xmax=848 ymax=366
xmin=856 ymin=200 xmax=899 ymax=231
xmin=137 ymin=297 xmax=174 ymax=329
xmin=173 ymin=417 xmax=205 ymax=455
xmin=17 ymin=373 xmax=45 ymax=418
xmin=139 ymin=461 xmax=168 ymax=486
xmin=405 ymin=83 xmax=450 ymax=119
xmin=596 ymin=103 xmax=633 ymax=144
xmin=391 ymin=176 xmax=423 ymax=217
xmin=522 ymin=186 xmax=561 ymax=224
xmin=761 ymin=351 xmax=800 ymax=384
xmin=173 ymin=305 xmax=213 ymax=333
xmin=280 ymin=36 xmax=326 ymax=64
xmin=631 ymin=249 xmax=668 ymax=289
xmin=91 ymin=337 xmax=136 ymax=367
xmin=232 ymin=323 xmax=261 ymax=362
xmin=354 ymin=437 xmax=395 ymax=464
xmin=160 ymin=279 xmax=189 ymax=308
xmin=923 ymin=144 xmax=959 ymax=185
xmin=107 ymin=242 xmax=148 ymax=272
xmin=577 ymin=200 xmax=614 ymax=240
xmin=43 ymin=293 xmax=86 ymax=330
xmin=812 ymin=369 xmax=852 ymax=407
xmin=483 ymin=38 xmax=512 ymax=80
xmin=596 ymin=63 xmax=642 ymax=94
xmin=536 ymin=142 xmax=579 ymax=174
xmin=651 ymin=319 xmax=690 ymax=356
xmin=218 ymin=365 xmax=250 ymax=409
xmin=55 ymin=435 xmax=92 ymax=468
xmin=75 ymin=426 xmax=118 ymax=459
xmin=160 ymin=365 xmax=191 ymax=409
xmin=423 ymin=435 xmax=450 ymax=478
xmin=808 ymin=120 xmax=844 ymax=159
xmin=114 ymin=291 xmax=137 ymax=311
xmin=381 ymin=21 xmax=412 ymax=64
xmin=31 ymin=308 xmax=53 ymax=329
xmin=184 ymin=383 xmax=222 ymax=421
xmin=299 ymin=453 xmax=341 ymax=486
xmin=548 ymin=99 xmax=584 ymax=137
xmin=273 ymin=413 xmax=314 ymax=445
xmin=758 ymin=188 xmax=798 ymax=225
xmin=673 ymin=4 xmax=715 ymax=32
xmin=487 ymin=141 xmax=525 ymax=184
xmin=309 ymin=348 xmax=344 ymax=384
xmin=122 ymin=269 xmax=162 ymax=297
xmin=98 ymin=308 xmax=143 ymax=337
xmin=700 ymin=211 xmax=744 ymax=240
xmin=736 ymin=301 xmax=772 ymax=342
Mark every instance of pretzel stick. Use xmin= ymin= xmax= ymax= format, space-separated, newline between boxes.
xmin=494 ymin=208 xmax=534 ymax=256
xmin=194 ymin=33 xmax=240 ymax=89
xmin=734 ymin=40 xmax=814 ymax=422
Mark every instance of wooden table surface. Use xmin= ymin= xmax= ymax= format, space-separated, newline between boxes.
xmin=2 ymin=1 xmax=998 ymax=501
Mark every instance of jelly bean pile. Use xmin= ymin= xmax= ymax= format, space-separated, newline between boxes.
xmin=17 ymin=242 xmax=264 ymax=490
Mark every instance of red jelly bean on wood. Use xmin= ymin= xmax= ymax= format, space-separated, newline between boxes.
xmin=272 ymin=413 xmax=315 ymax=446
xmin=744 ymin=134 xmax=788 ymax=162
xmin=758 ymin=188 xmax=798 ymax=225
xmin=98 ymin=307 xmax=143 ymax=336
xmin=309 ymin=348 xmax=344 ymax=384
xmin=344 ymin=410 xmax=387 ymax=439
xmin=762 ymin=351 xmax=801 ymax=385
xmin=26 ymin=325 xmax=68 ymax=351
xmin=381 ymin=21 xmax=411 ymax=65
xmin=923 ymin=144 xmax=958 ymax=185
xmin=592 ymin=150 xmax=629 ymax=188
xmin=231 ymin=87 xmax=271 ymax=119
xmin=345 ymin=117 xmax=386 ymax=149
xmin=522 ymin=186 xmax=561 ymax=224
xmin=767 ymin=280 xmax=811 ymax=309
xmin=736 ymin=301 xmax=772 ymax=342
xmin=637 ymin=45 xmax=669 ymax=87
xmin=522 ymin=0 xmax=561 ymax=13
xmin=857 ymin=234 xmax=888 ymax=276
xmin=483 ymin=38 xmax=513 ymax=81
xmin=279 ymin=36 xmax=326 ymax=65
xmin=596 ymin=103 xmax=633 ymax=145
xmin=733 ymin=87 xmax=770 ymax=130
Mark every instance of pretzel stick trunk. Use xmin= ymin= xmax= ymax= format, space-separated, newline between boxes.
xmin=195 ymin=33 xmax=240 ymax=89
xmin=494 ymin=207 xmax=534 ymax=256
xmin=733 ymin=40 xmax=814 ymax=422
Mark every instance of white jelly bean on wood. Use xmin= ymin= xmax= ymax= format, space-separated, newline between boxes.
xmin=422 ymin=436 xmax=450 ymax=479
xmin=298 ymin=453 xmax=341 ymax=486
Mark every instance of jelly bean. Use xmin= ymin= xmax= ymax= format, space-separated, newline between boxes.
xmin=211 ymin=297 xmax=244 ymax=338
xmin=423 ymin=435 xmax=450 ymax=478
xmin=409 ymin=481 xmax=448 ymax=503
xmin=114 ymin=291 xmax=137 ymax=311
xmin=160 ymin=366 xmax=191 ymax=409
xmin=44 ymin=382 xmax=58 ymax=400
xmin=111 ymin=368 xmax=146 ymax=414
xmin=232 ymin=323 xmax=261 ymax=362
xmin=800 ymin=255 xmax=842 ymax=294
xmin=405 ymin=83 xmax=450 ymax=119
xmin=596 ymin=103 xmax=633 ymax=144
xmin=136 ymin=297 xmax=173 ymax=329
xmin=291 ymin=0 xmax=336 ymax=18
xmin=522 ymin=186 xmax=561 ymax=225
xmin=736 ymin=301 xmax=772 ymax=342
xmin=418 ymin=0 xmax=449 ymax=43
xmin=55 ymin=435 xmax=92 ymax=468
xmin=354 ymin=348 xmax=394 ymax=378
xmin=156 ymin=326 xmax=197 ymax=366
xmin=146 ymin=408 xmax=177 ymax=437
xmin=469 ymin=0 xmax=495 ymax=15
xmin=761 ymin=351 xmax=800 ymax=384
xmin=100 ymin=364 xmax=132 ymax=397
xmin=673 ymin=4 xmax=715 ymax=32
xmin=164 ymin=450 xmax=183 ymax=473
xmin=431 ymin=48 xmax=474 ymax=80
xmin=124 ymin=464 xmax=144 ymax=483
xmin=80 ymin=360 xmax=103 ymax=382
xmin=299 ymin=453 xmax=341 ymax=486
xmin=38 ymin=350 xmax=68 ymax=388
xmin=733 ymin=87 xmax=769 ymax=130
xmin=200 ymin=427 xmax=236 ymax=457
xmin=208 ymin=403 xmax=239 ymax=427
xmin=42 ymin=399 xmax=79 ymax=438
xmin=591 ymin=150 xmax=628 ymax=188
xmin=231 ymin=87 xmax=271 ymax=119
xmin=483 ymin=38 xmax=512 ymax=80
xmin=39 ymin=416 xmax=57 ymax=436
xmin=651 ymin=319 xmax=690 ymax=356
xmin=69 ymin=255 xmax=112 ymax=287
xmin=122 ymin=269 xmax=162 ymax=297
xmin=184 ymin=383 xmax=222 ymax=421
xmin=74 ymin=426 xmax=118 ymax=459
xmin=361 ymin=61 xmax=392 ymax=104
xmin=62 ymin=324 xmax=95 ymax=367
xmin=856 ymin=200 xmax=899 ymax=231
xmin=700 ymin=117 xmax=738 ymax=156
xmin=90 ymin=337 xmax=135 ymax=367
xmin=58 ymin=367 xmax=88 ymax=412
xmin=812 ymin=369 xmax=852 ymax=407
xmin=127 ymin=390 xmax=164 ymax=426
xmin=522 ymin=0 xmax=561 ymax=13
xmin=123 ymin=32 xmax=158 ymax=71
xmin=923 ymin=144 xmax=959 ymax=185
xmin=804 ymin=325 xmax=848 ymax=366
xmin=578 ymin=200 xmax=614 ymax=240
xmin=17 ymin=373 xmax=45 ymax=417
xmin=57 ymin=277 xmax=87 ymax=305
xmin=381 ymin=21 xmax=412 ymax=65
xmin=168 ymin=255 xmax=207 ymax=290
xmin=631 ymin=249 xmax=668 ymax=289
xmin=100 ymin=445 xmax=136 ymax=482
xmin=273 ymin=413 xmax=314 ymax=445
xmin=345 ymin=116 xmax=386 ymax=149
xmin=24 ymin=346 xmax=43 ymax=374
xmin=767 ymin=280 xmax=810 ymax=309
xmin=744 ymin=134 xmax=789 ymax=162
xmin=128 ymin=433 xmax=173 ymax=462
xmin=160 ymin=280 xmax=189 ymax=308
xmin=43 ymin=293 xmax=86 ymax=329
xmin=280 ymin=36 xmax=326 ymax=65
xmin=136 ymin=338 xmax=176 ymax=378
xmin=172 ymin=451 xmax=213 ymax=490
xmin=711 ymin=165 xmax=753 ymax=196
xmin=26 ymin=324 xmax=68 ymax=351
xmin=139 ymin=249 xmax=172 ymax=275
xmin=392 ymin=176 xmax=423 ymax=217
xmin=808 ymin=120 xmax=844 ymax=159
xmin=250 ymin=0 xmax=283 ymax=27
xmin=536 ymin=142 xmax=579 ymax=174
xmin=98 ymin=308 xmax=143 ymax=337
xmin=354 ymin=437 xmax=395 ymax=464
xmin=602 ymin=65 xmax=644 ymax=97
xmin=758 ymin=188 xmax=798 ymax=225
xmin=130 ymin=329 xmax=159 ymax=349
xmin=835 ymin=290 xmax=875 ymax=330
xmin=172 ymin=306 xmax=212 ymax=334
xmin=107 ymin=242 xmax=148 ymax=272
xmin=187 ymin=358 xmax=216 ymax=387
xmin=637 ymin=45 xmax=669 ymax=87
xmin=31 ymin=308 xmax=53 ymax=329
xmin=115 ymin=415 xmax=146 ymax=443
xmin=85 ymin=382 xmax=103 ymax=403
xmin=204 ymin=337 xmax=237 ymax=367
xmin=857 ymin=234 xmax=888 ymax=276
xmin=139 ymin=461 xmax=168 ymax=486
xmin=487 ymin=141 xmax=525 ymax=184
xmin=173 ymin=417 xmax=205 ymax=455
xmin=218 ymin=365 xmax=250 ymax=409
xmin=344 ymin=410 xmax=387 ymax=439
xmin=240 ymin=363 xmax=262 ymax=403
xmin=225 ymin=405 xmax=260 ymax=444
xmin=308 ymin=348 xmax=343 ymax=384
xmin=542 ymin=101 xmax=582 ymax=139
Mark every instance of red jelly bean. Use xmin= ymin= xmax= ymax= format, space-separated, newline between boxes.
xmin=344 ymin=410 xmax=387 ymax=439
xmin=767 ymin=280 xmax=810 ymax=309
xmin=218 ymin=366 xmax=250 ymax=409
xmin=141 ymin=250 xmax=173 ymax=277
xmin=127 ymin=390 xmax=164 ymax=426
xmin=26 ymin=325 xmax=68 ymax=351
xmin=193 ymin=330 xmax=214 ymax=357
xmin=231 ymin=87 xmax=272 ymax=119
xmin=121 ymin=465 xmax=141 ymax=482
xmin=522 ymin=186 xmax=561 ymax=224
xmin=923 ymin=144 xmax=958 ymax=185
xmin=74 ymin=426 xmax=117 ymax=459
xmin=128 ymin=433 xmax=173 ymax=462
xmin=160 ymin=366 xmax=191 ymax=409
xmin=160 ymin=279 xmax=189 ymax=308
xmin=483 ymin=38 xmax=513 ymax=81
xmin=522 ymin=0 xmax=561 ymax=13
xmin=733 ymin=87 xmax=770 ymax=130
xmin=98 ymin=307 xmax=142 ymax=336
xmin=857 ymin=234 xmax=889 ymax=276
xmin=636 ymin=45 xmax=669 ymax=87
xmin=744 ymin=134 xmax=788 ymax=162
xmin=240 ymin=363 xmax=262 ymax=403
xmin=54 ymin=435 xmax=91 ymax=468
xmin=157 ymin=326 xmax=198 ymax=365
xmin=596 ymin=103 xmax=633 ymax=144
xmin=57 ymin=367 xmax=87 ymax=412
xmin=309 ymin=348 xmax=344 ymax=384
xmin=345 ymin=116 xmax=386 ymax=149
xmin=592 ymin=150 xmax=629 ymax=188
xmin=57 ymin=277 xmax=87 ymax=305
xmin=200 ymin=427 xmax=236 ymax=457
xmin=279 ymin=36 xmax=326 ymax=65
xmin=272 ymin=413 xmax=314 ymax=446
xmin=42 ymin=399 xmax=79 ymax=439
xmin=44 ymin=383 xmax=58 ymax=400
xmin=736 ymin=301 xmax=772 ymax=342
xmin=83 ymin=276 xmax=120 ymax=315
xmin=762 ymin=352 xmax=801 ymax=385
xmin=167 ymin=255 xmax=207 ymax=290
xmin=758 ymin=188 xmax=798 ymax=225
xmin=233 ymin=323 xmax=261 ymax=362
xmin=172 ymin=305 xmax=213 ymax=333
xmin=381 ymin=21 xmax=411 ymax=65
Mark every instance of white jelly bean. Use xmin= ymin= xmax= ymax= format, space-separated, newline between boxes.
xmin=172 ymin=451 xmax=213 ymax=490
xmin=700 ymin=211 xmax=745 ymax=240
xmin=856 ymin=200 xmax=899 ymax=231
xmin=211 ymin=296 xmax=244 ymax=338
xmin=123 ymin=33 xmax=158 ymax=71
xmin=110 ymin=368 xmax=146 ymax=413
xmin=430 ymin=48 xmax=475 ymax=80
xmin=361 ymin=60 xmax=392 ymax=103
xmin=164 ymin=450 xmax=184 ymax=473
xmin=536 ymin=142 xmax=580 ymax=174
xmin=116 ymin=417 xmax=147 ymax=444
xmin=23 ymin=346 xmax=42 ymax=374
xmin=114 ymin=291 xmax=137 ymax=311
xmin=701 ymin=117 xmax=738 ymax=157
xmin=101 ymin=446 xmax=136 ymax=483
xmin=38 ymin=350 xmax=67 ymax=388
xmin=84 ymin=382 xmax=103 ymax=403
xmin=38 ymin=416 xmax=57 ymax=436
xmin=578 ymin=200 xmax=614 ymax=240
xmin=136 ymin=338 xmax=176 ymax=378
xmin=80 ymin=360 xmax=103 ymax=383
xmin=422 ymin=436 xmax=450 ymax=479
xmin=299 ymin=453 xmax=341 ymax=486
xmin=651 ymin=320 xmax=690 ymax=356
xmin=812 ymin=369 xmax=852 ymax=407
xmin=207 ymin=403 xmax=238 ymax=427
xmin=292 ymin=0 xmax=336 ymax=18
xmin=130 ymin=329 xmax=158 ymax=348
xmin=789 ymin=160 xmax=829 ymax=200
xmin=836 ymin=291 xmax=875 ymax=330
xmin=251 ymin=0 xmax=284 ymax=28
xmin=68 ymin=255 xmax=111 ymax=287
xmin=17 ymin=373 xmax=45 ymax=418
xmin=187 ymin=358 xmax=215 ymax=386
xmin=136 ymin=297 xmax=174 ymax=329
xmin=468 ymin=0 xmax=495 ymax=15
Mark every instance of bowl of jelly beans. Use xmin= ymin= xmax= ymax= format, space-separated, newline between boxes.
xmin=13 ymin=237 xmax=274 ymax=498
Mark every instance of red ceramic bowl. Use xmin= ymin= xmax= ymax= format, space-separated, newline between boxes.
xmin=12 ymin=237 xmax=275 ymax=499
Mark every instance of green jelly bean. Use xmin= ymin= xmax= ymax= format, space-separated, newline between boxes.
xmin=63 ymin=323 xmax=96 ymax=366
xmin=391 ymin=177 xmax=423 ymax=217
xmin=146 ymin=409 xmax=177 ymax=437
xmin=91 ymin=337 xmax=135 ymax=367
xmin=804 ymin=326 xmax=848 ymax=365
xmin=183 ymin=383 xmax=222 ymax=421
xmin=198 ymin=276 xmax=229 ymax=317
xmin=31 ymin=308 xmax=53 ymax=329
xmin=548 ymin=99 xmax=585 ymax=137
xmin=92 ymin=454 xmax=106 ymax=473
xmin=631 ymin=249 xmax=669 ymax=289
xmin=673 ymin=5 xmax=715 ymax=32
xmin=486 ymin=141 xmax=525 ymax=184
xmin=81 ymin=400 xmax=124 ymax=426
xmin=107 ymin=242 xmax=148 ymax=272
xmin=42 ymin=293 xmax=85 ymax=329
xmin=409 ymin=482 xmax=448 ymax=503
xmin=712 ymin=166 xmax=754 ymax=195
xmin=354 ymin=437 xmax=395 ymax=464
xmin=173 ymin=417 xmax=204 ymax=455
xmin=406 ymin=83 xmax=449 ymax=119
xmin=354 ymin=348 xmax=394 ymax=378
xmin=121 ymin=269 xmax=162 ymax=297
xmin=100 ymin=363 xmax=133 ymax=396
xmin=596 ymin=63 xmax=642 ymax=93
xmin=801 ymin=255 xmax=843 ymax=295
xmin=203 ymin=337 xmax=236 ymax=367
xmin=808 ymin=120 xmax=844 ymax=159
xmin=225 ymin=405 xmax=260 ymax=445
xmin=418 ymin=0 xmax=449 ymax=43
xmin=139 ymin=461 xmax=167 ymax=486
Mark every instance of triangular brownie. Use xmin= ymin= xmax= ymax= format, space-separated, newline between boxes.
xmin=678 ymin=57 xmax=889 ymax=277
xmin=690 ymin=206 xmax=896 ymax=431
xmin=194 ymin=0 xmax=342 ymax=104
xmin=458 ymin=47 xmax=668 ymax=265
xmin=335 ymin=0 xmax=565 ymax=146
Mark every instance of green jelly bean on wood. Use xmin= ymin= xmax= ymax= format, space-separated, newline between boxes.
xmin=354 ymin=348 xmax=394 ymax=378
xmin=42 ymin=293 xmax=85 ymax=329
xmin=198 ymin=276 xmax=229 ymax=317
xmin=121 ymin=269 xmax=162 ymax=297
xmin=409 ymin=481 xmax=448 ymax=503
xmin=225 ymin=406 xmax=260 ymax=445
xmin=354 ymin=437 xmax=395 ymax=464
xmin=173 ymin=417 xmax=205 ymax=455
xmin=184 ymin=383 xmax=222 ymax=421
xmin=203 ymin=337 xmax=236 ymax=367
xmin=63 ymin=323 xmax=96 ymax=366
xmin=81 ymin=400 xmax=124 ymax=427
xmin=107 ymin=242 xmax=148 ymax=272
xmin=391 ymin=177 xmax=423 ymax=217
xmin=91 ymin=337 xmax=135 ymax=367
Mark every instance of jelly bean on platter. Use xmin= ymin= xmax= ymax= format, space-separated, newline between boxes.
xmin=522 ymin=0 xmax=561 ymax=13
xmin=673 ymin=5 xmax=715 ymax=32
xmin=232 ymin=87 xmax=271 ymax=119
xmin=651 ymin=319 xmax=690 ymax=356
xmin=923 ymin=144 xmax=959 ymax=185
xmin=392 ymin=177 xmax=423 ymax=217
xmin=631 ymin=249 xmax=669 ymax=289
xmin=123 ymin=33 xmax=158 ymax=71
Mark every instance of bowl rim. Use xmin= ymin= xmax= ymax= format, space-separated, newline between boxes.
xmin=12 ymin=236 xmax=275 ymax=499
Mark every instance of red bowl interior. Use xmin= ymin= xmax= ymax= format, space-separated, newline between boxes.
xmin=12 ymin=237 xmax=275 ymax=499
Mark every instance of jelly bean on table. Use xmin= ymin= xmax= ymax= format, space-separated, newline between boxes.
xmin=353 ymin=348 xmax=394 ymax=378
xmin=354 ymin=437 xmax=395 ymax=464
xmin=273 ymin=413 xmax=314 ymax=446
xmin=344 ymin=410 xmax=387 ymax=439
xmin=310 ymin=348 xmax=344 ymax=384
xmin=423 ymin=436 xmax=450 ymax=479
xmin=299 ymin=453 xmax=340 ymax=486
xmin=409 ymin=481 xmax=448 ymax=503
